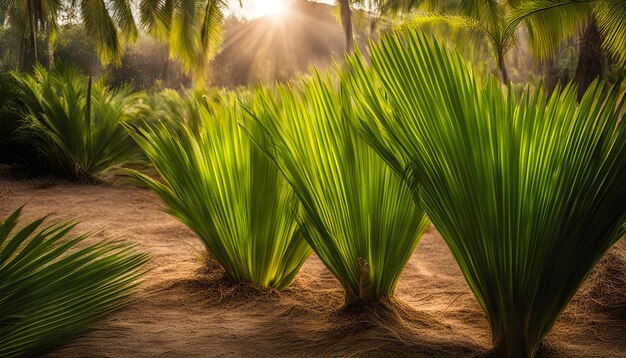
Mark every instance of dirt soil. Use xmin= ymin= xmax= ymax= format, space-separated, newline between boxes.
xmin=1 ymin=173 xmax=624 ymax=358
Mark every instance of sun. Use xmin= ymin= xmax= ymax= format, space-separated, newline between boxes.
xmin=248 ymin=0 xmax=290 ymax=19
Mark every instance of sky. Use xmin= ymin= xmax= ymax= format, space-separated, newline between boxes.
xmin=226 ymin=0 xmax=335 ymax=19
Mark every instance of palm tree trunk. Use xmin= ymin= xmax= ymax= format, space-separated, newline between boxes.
xmin=574 ymin=17 xmax=606 ymax=100
xmin=498 ymin=52 xmax=509 ymax=83
xmin=339 ymin=0 xmax=354 ymax=54
xmin=358 ymin=257 xmax=374 ymax=304
xmin=542 ymin=57 xmax=560 ymax=97
xmin=370 ymin=16 xmax=379 ymax=43
xmin=46 ymin=24 xmax=54 ymax=68
xmin=19 ymin=36 xmax=27 ymax=71
xmin=491 ymin=327 xmax=534 ymax=358
xmin=28 ymin=0 xmax=39 ymax=68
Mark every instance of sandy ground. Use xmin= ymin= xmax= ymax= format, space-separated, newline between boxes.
xmin=0 ymin=173 xmax=624 ymax=357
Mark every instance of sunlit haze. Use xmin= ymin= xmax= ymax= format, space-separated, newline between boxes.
xmin=227 ymin=0 xmax=333 ymax=19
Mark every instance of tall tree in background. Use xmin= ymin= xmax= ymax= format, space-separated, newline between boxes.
xmin=337 ymin=0 xmax=423 ymax=53
xmin=407 ymin=0 xmax=625 ymax=87
xmin=0 ymin=1 xmax=60 ymax=69
xmin=139 ymin=0 xmax=225 ymax=83
xmin=361 ymin=0 xmax=420 ymax=37
xmin=0 ymin=0 xmax=137 ymax=70
xmin=0 ymin=0 xmax=226 ymax=81
xmin=520 ymin=0 xmax=624 ymax=97
xmin=573 ymin=17 xmax=605 ymax=99
xmin=338 ymin=0 xmax=354 ymax=53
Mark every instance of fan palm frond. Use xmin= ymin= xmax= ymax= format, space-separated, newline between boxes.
xmin=509 ymin=0 xmax=591 ymax=61
xmin=127 ymin=95 xmax=311 ymax=290
xmin=0 ymin=207 xmax=149 ymax=357
xmin=243 ymin=74 xmax=429 ymax=304
xmin=593 ymin=0 xmax=626 ymax=66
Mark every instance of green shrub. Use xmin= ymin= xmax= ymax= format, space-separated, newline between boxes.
xmin=14 ymin=63 xmax=143 ymax=181
xmin=127 ymin=96 xmax=311 ymax=290
xmin=137 ymin=88 xmax=253 ymax=135
xmin=0 ymin=71 xmax=31 ymax=165
xmin=244 ymin=74 xmax=429 ymax=304
xmin=0 ymin=207 xmax=149 ymax=357
xmin=0 ymin=72 xmax=18 ymax=161
xmin=350 ymin=29 xmax=626 ymax=356
xmin=137 ymin=88 xmax=210 ymax=134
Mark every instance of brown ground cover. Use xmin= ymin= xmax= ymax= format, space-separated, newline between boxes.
xmin=1 ymin=172 xmax=624 ymax=357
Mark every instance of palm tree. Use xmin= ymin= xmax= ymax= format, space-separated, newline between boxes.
xmin=517 ymin=0 xmax=624 ymax=97
xmin=0 ymin=1 xmax=229 ymax=82
xmin=138 ymin=0 xmax=225 ymax=82
xmin=336 ymin=0 xmax=421 ymax=53
xmin=338 ymin=0 xmax=354 ymax=53
xmin=135 ymin=0 xmax=419 ymax=82
xmin=135 ymin=0 xmax=355 ymax=80
xmin=361 ymin=0 xmax=420 ymax=37
xmin=573 ymin=16 xmax=606 ymax=98
xmin=0 ymin=0 xmax=57 ymax=69
xmin=0 ymin=0 xmax=137 ymax=70
xmin=407 ymin=0 xmax=625 ymax=86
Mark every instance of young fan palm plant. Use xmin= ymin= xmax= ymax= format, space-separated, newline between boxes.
xmin=127 ymin=96 xmax=311 ymax=290
xmin=244 ymin=75 xmax=429 ymax=305
xmin=14 ymin=63 xmax=142 ymax=181
xmin=349 ymin=29 xmax=626 ymax=356
xmin=0 ymin=207 xmax=149 ymax=357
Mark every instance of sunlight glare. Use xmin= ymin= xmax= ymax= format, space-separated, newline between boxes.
xmin=249 ymin=0 xmax=290 ymax=19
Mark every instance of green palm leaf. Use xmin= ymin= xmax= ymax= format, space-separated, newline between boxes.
xmin=403 ymin=13 xmax=487 ymax=33
xmin=509 ymin=0 xmax=592 ymax=61
xmin=77 ymin=0 xmax=137 ymax=64
xmin=139 ymin=0 xmax=226 ymax=81
xmin=351 ymin=29 xmax=625 ymax=356
xmin=127 ymin=95 xmax=311 ymax=290
xmin=109 ymin=0 xmax=139 ymax=42
xmin=510 ymin=0 xmax=625 ymax=66
xmin=593 ymin=0 xmax=626 ymax=66
xmin=0 ymin=207 xmax=149 ymax=357
xmin=243 ymin=74 xmax=429 ymax=304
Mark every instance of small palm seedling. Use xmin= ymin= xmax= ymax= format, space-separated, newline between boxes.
xmin=0 ymin=207 xmax=149 ymax=357
xmin=244 ymin=75 xmax=429 ymax=305
xmin=14 ymin=63 xmax=142 ymax=181
xmin=349 ymin=29 xmax=626 ymax=356
xmin=127 ymin=96 xmax=311 ymax=290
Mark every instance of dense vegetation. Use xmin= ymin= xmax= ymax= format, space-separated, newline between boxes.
xmin=0 ymin=1 xmax=624 ymax=357
xmin=13 ymin=63 xmax=142 ymax=181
